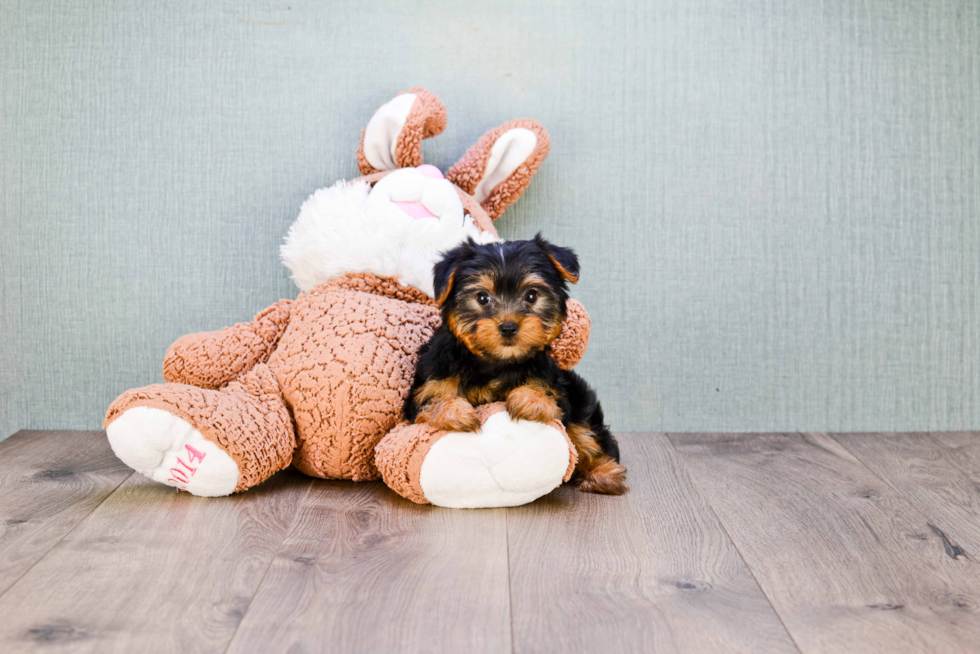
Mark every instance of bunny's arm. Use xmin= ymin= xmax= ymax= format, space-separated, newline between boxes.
xmin=162 ymin=300 xmax=293 ymax=389
xmin=550 ymin=299 xmax=591 ymax=370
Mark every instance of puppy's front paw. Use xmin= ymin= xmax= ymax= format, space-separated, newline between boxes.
xmin=417 ymin=397 xmax=482 ymax=433
xmin=574 ymin=456 xmax=629 ymax=495
xmin=505 ymin=384 xmax=562 ymax=424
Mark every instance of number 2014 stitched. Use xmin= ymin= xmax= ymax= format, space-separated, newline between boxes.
xmin=168 ymin=444 xmax=207 ymax=488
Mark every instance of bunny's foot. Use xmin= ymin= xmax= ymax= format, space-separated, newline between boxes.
xmin=104 ymin=364 xmax=296 ymax=496
xmin=375 ymin=403 xmax=576 ymax=508
xmin=107 ymin=406 xmax=239 ymax=496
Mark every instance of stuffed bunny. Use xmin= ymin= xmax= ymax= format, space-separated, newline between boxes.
xmin=105 ymin=88 xmax=591 ymax=508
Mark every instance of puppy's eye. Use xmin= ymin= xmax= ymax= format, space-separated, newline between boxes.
xmin=477 ymin=292 xmax=491 ymax=306
xmin=523 ymin=290 xmax=538 ymax=304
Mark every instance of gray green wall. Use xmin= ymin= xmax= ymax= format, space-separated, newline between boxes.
xmin=2 ymin=0 xmax=978 ymax=438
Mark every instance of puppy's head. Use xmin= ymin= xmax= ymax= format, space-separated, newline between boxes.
xmin=433 ymin=234 xmax=580 ymax=362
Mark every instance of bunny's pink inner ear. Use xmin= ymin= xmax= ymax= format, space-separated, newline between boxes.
xmin=446 ymin=119 xmax=550 ymax=220
xmin=356 ymin=88 xmax=447 ymax=176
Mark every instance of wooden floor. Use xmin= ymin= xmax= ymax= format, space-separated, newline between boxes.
xmin=1 ymin=431 xmax=979 ymax=653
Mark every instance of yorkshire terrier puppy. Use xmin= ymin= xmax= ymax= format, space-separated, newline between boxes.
xmin=404 ymin=234 xmax=628 ymax=495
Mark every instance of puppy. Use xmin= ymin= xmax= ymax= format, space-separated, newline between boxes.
xmin=404 ymin=234 xmax=628 ymax=495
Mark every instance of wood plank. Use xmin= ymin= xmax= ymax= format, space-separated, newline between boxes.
xmin=0 ymin=468 xmax=312 ymax=653
xmin=507 ymin=432 xmax=799 ymax=654
xmin=931 ymin=431 xmax=980 ymax=478
xmin=226 ymin=480 xmax=511 ymax=654
xmin=834 ymin=432 xmax=980 ymax=557
xmin=670 ymin=432 xmax=980 ymax=654
xmin=0 ymin=430 xmax=132 ymax=596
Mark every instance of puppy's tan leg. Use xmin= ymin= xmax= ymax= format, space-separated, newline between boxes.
xmin=505 ymin=381 xmax=562 ymax=423
xmin=568 ymin=423 xmax=629 ymax=495
xmin=414 ymin=378 xmax=481 ymax=432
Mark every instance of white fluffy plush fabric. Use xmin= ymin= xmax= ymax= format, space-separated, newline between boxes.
xmin=281 ymin=168 xmax=498 ymax=297
xmin=107 ymin=406 xmax=240 ymax=497
xmin=418 ymin=411 xmax=572 ymax=508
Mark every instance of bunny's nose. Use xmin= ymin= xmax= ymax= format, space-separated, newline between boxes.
xmin=417 ymin=164 xmax=444 ymax=180
xmin=498 ymin=321 xmax=519 ymax=337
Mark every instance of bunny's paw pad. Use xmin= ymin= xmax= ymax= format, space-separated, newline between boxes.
xmin=418 ymin=411 xmax=571 ymax=508
xmin=107 ymin=406 xmax=239 ymax=496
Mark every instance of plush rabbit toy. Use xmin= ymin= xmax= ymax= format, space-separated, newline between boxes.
xmin=105 ymin=88 xmax=591 ymax=508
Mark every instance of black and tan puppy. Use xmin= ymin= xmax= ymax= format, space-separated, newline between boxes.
xmin=404 ymin=234 xmax=628 ymax=495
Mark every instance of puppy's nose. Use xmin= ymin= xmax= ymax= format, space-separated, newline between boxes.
xmin=498 ymin=321 xmax=519 ymax=337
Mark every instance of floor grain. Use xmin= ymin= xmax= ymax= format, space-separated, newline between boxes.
xmin=0 ymin=430 xmax=132 ymax=596
xmin=507 ymin=432 xmax=799 ymax=654
xmin=0 ymin=467 xmax=312 ymax=653
xmin=226 ymin=480 xmax=511 ymax=654
xmin=835 ymin=432 xmax=980 ymax=557
xmin=670 ymin=432 xmax=980 ymax=654
xmin=6 ymin=430 xmax=980 ymax=653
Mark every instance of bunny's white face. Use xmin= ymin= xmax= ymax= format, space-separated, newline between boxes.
xmin=368 ymin=164 xmax=459 ymax=222
xmin=281 ymin=166 xmax=498 ymax=298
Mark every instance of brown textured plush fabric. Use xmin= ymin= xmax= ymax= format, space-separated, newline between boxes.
xmin=550 ymin=299 xmax=591 ymax=371
xmin=356 ymin=88 xmax=447 ymax=175
xmin=455 ymin=188 xmax=498 ymax=236
xmin=271 ymin=274 xmax=441 ymax=481
xmin=374 ymin=415 xmax=448 ymax=504
xmin=375 ymin=403 xmax=577 ymax=505
xmin=106 ymin=363 xmax=295 ymax=492
xmin=163 ymin=300 xmax=293 ymax=389
xmin=445 ymin=119 xmax=551 ymax=220
xmin=392 ymin=88 xmax=447 ymax=169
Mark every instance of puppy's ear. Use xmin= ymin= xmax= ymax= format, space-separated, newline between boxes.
xmin=433 ymin=241 xmax=472 ymax=305
xmin=433 ymin=261 xmax=457 ymax=305
xmin=534 ymin=233 xmax=580 ymax=284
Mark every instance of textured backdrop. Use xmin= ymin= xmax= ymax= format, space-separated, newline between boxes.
xmin=2 ymin=0 xmax=978 ymax=438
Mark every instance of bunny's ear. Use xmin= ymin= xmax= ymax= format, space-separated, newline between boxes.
xmin=356 ymin=88 xmax=447 ymax=175
xmin=446 ymin=119 xmax=550 ymax=220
